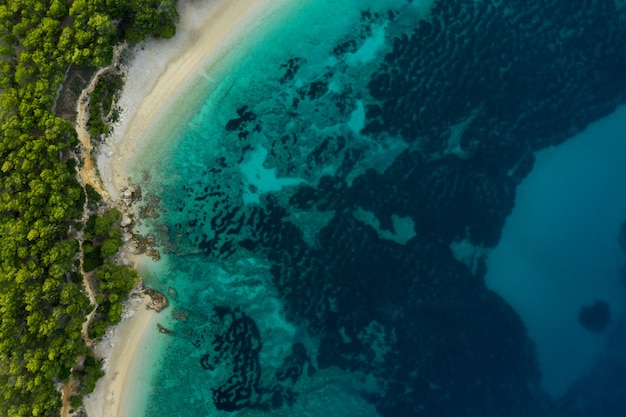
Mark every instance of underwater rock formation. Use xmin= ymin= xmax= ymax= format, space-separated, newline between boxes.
xmin=578 ymin=300 xmax=611 ymax=333
xmin=141 ymin=0 xmax=626 ymax=416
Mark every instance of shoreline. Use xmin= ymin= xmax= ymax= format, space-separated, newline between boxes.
xmin=88 ymin=0 xmax=294 ymax=416
xmin=98 ymin=0 xmax=293 ymax=201
xmin=83 ymin=279 xmax=159 ymax=417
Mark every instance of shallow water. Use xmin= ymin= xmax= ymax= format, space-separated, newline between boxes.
xmin=129 ymin=1 xmax=626 ymax=416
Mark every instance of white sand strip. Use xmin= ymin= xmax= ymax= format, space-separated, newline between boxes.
xmin=83 ymin=291 xmax=158 ymax=417
xmin=98 ymin=0 xmax=294 ymax=200
xmin=88 ymin=0 xmax=295 ymax=416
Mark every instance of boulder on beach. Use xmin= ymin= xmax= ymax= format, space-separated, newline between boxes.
xmin=145 ymin=288 xmax=169 ymax=312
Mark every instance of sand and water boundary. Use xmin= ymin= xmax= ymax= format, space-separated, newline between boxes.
xmin=85 ymin=0 xmax=295 ymax=415
xmin=98 ymin=0 xmax=297 ymax=200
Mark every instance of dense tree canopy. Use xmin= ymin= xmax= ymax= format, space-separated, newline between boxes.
xmin=0 ymin=0 xmax=179 ymax=415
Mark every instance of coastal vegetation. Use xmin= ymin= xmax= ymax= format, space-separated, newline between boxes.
xmin=86 ymin=73 xmax=123 ymax=138
xmin=0 ymin=0 xmax=179 ymax=416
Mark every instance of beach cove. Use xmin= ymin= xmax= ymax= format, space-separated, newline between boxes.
xmin=98 ymin=0 xmax=299 ymax=200
xmin=89 ymin=1 xmax=626 ymax=416
xmin=87 ymin=0 xmax=297 ymax=416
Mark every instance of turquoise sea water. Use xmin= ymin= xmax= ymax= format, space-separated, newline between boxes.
xmin=128 ymin=1 xmax=626 ymax=416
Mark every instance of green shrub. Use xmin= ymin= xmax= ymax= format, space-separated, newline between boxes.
xmin=83 ymin=241 xmax=103 ymax=272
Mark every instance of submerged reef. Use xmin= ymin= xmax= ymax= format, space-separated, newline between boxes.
xmin=141 ymin=0 xmax=626 ymax=416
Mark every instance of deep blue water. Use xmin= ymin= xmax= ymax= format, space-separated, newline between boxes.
xmin=129 ymin=0 xmax=626 ymax=416
xmin=486 ymin=106 xmax=626 ymax=400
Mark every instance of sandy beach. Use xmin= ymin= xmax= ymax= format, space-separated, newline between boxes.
xmin=83 ymin=290 xmax=158 ymax=417
xmin=98 ymin=0 xmax=292 ymax=200
xmin=87 ymin=0 xmax=295 ymax=416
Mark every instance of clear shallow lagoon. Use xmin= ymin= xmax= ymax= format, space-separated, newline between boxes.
xmin=128 ymin=1 xmax=626 ymax=416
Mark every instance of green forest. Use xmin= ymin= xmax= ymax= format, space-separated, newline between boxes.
xmin=0 ymin=0 xmax=178 ymax=416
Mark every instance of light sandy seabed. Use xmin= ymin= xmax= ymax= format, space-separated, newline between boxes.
xmin=98 ymin=0 xmax=291 ymax=200
xmin=87 ymin=0 xmax=291 ymax=416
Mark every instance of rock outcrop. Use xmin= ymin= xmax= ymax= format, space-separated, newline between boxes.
xmin=145 ymin=288 xmax=168 ymax=312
